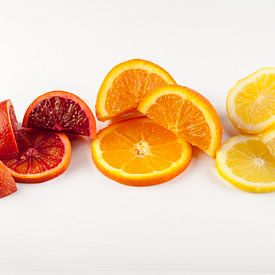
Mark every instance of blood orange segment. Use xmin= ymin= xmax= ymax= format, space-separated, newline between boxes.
xmin=23 ymin=91 xmax=96 ymax=138
xmin=0 ymin=100 xmax=19 ymax=158
xmin=138 ymin=85 xmax=223 ymax=158
xmin=91 ymin=117 xmax=192 ymax=186
xmin=0 ymin=163 xmax=17 ymax=198
xmin=0 ymin=129 xmax=71 ymax=183
xmin=96 ymin=59 xmax=176 ymax=121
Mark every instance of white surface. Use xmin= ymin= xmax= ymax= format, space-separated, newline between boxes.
xmin=0 ymin=0 xmax=275 ymax=274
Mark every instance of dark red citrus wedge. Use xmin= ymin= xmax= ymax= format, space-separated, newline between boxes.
xmin=22 ymin=91 xmax=96 ymax=138
xmin=0 ymin=162 xmax=17 ymax=198
xmin=0 ymin=100 xmax=19 ymax=158
xmin=0 ymin=128 xmax=71 ymax=183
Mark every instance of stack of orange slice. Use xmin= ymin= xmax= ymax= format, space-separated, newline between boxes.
xmin=93 ymin=59 xmax=223 ymax=186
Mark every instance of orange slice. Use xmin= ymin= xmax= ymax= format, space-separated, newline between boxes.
xmin=0 ymin=163 xmax=17 ymax=198
xmin=226 ymin=67 xmax=275 ymax=134
xmin=22 ymin=91 xmax=96 ymax=138
xmin=0 ymin=100 xmax=19 ymax=158
xmin=0 ymin=129 xmax=71 ymax=183
xmin=96 ymin=59 xmax=176 ymax=121
xmin=138 ymin=85 xmax=222 ymax=158
xmin=91 ymin=118 xmax=192 ymax=186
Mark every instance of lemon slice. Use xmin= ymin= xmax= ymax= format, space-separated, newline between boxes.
xmin=226 ymin=67 xmax=275 ymax=134
xmin=261 ymin=127 xmax=275 ymax=157
xmin=216 ymin=135 xmax=275 ymax=193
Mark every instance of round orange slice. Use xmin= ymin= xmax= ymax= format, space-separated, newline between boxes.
xmin=96 ymin=59 xmax=176 ymax=121
xmin=138 ymin=85 xmax=222 ymax=158
xmin=0 ymin=128 xmax=71 ymax=183
xmin=91 ymin=118 xmax=192 ymax=186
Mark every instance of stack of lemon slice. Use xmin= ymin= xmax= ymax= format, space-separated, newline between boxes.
xmin=216 ymin=68 xmax=275 ymax=193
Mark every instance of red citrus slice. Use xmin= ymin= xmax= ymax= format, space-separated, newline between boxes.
xmin=0 ymin=129 xmax=71 ymax=183
xmin=22 ymin=91 xmax=96 ymax=138
xmin=0 ymin=163 xmax=17 ymax=198
xmin=0 ymin=100 xmax=19 ymax=158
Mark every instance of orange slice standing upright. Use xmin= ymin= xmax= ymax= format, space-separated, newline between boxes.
xmin=0 ymin=100 xmax=19 ymax=158
xmin=91 ymin=118 xmax=192 ymax=186
xmin=96 ymin=59 xmax=176 ymax=121
xmin=138 ymin=85 xmax=222 ymax=158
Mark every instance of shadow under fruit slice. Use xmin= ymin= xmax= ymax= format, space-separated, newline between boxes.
xmin=0 ymin=100 xmax=19 ymax=158
xmin=96 ymin=59 xmax=176 ymax=121
xmin=0 ymin=163 xmax=17 ymax=198
xmin=91 ymin=117 xmax=192 ymax=186
xmin=0 ymin=129 xmax=71 ymax=183
xmin=22 ymin=91 xmax=96 ymax=138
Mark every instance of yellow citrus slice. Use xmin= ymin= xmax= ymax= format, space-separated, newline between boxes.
xmin=216 ymin=135 xmax=275 ymax=193
xmin=91 ymin=117 xmax=192 ymax=186
xmin=227 ymin=67 xmax=275 ymax=134
xmin=138 ymin=85 xmax=222 ymax=158
xmin=261 ymin=127 xmax=275 ymax=156
xmin=96 ymin=59 xmax=176 ymax=121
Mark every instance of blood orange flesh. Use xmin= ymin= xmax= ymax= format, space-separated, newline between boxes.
xmin=0 ymin=163 xmax=17 ymax=198
xmin=0 ymin=100 xmax=19 ymax=158
xmin=23 ymin=91 xmax=96 ymax=138
xmin=0 ymin=128 xmax=71 ymax=183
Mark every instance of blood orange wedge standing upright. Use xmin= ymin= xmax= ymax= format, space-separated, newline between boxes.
xmin=23 ymin=91 xmax=96 ymax=138
xmin=96 ymin=59 xmax=176 ymax=121
xmin=0 ymin=100 xmax=19 ymax=158
xmin=0 ymin=163 xmax=17 ymax=198
xmin=0 ymin=129 xmax=71 ymax=183
xmin=138 ymin=85 xmax=222 ymax=158
xmin=91 ymin=117 xmax=192 ymax=186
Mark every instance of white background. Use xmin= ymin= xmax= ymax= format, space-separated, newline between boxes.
xmin=0 ymin=0 xmax=275 ymax=274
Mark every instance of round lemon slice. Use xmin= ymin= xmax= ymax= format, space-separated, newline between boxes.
xmin=216 ymin=135 xmax=275 ymax=193
xmin=226 ymin=67 xmax=275 ymax=134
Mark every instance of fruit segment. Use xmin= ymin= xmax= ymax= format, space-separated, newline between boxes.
xmin=0 ymin=100 xmax=19 ymax=158
xmin=261 ymin=127 xmax=275 ymax=157
xmin=216 ymin=135 xmax=275 ymax=193
xmin=227 ymin=67 xmax=275 ymax=134
xmin=0 ymin=129 xmax=71 ymax=183
xmin=23 ymin=91 xmax=96 ymax=138
xmin=0 ymin=163 xmax=17 ymax=198
xmin=92 ymin=117 xmax=192 ymax=186
xmin=96 ymin=59 xmax=176 ymax=121
xmin=138 ymin=85 xmax=222 ymax=158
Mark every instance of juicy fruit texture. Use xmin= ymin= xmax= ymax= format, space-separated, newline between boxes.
xmin=23 ymin=91 xmax=96 ymax=138
xmin=261 ymin=127 xmax=275 ymax=156
xmin=92 ymin=118 xmax=192 ymax=186
xmin=138 ymin=85 xmax=222 ymax=158
xmin=96 ymin=59 xmax=176 ymax=121
xmin=216 ymin=135 xmax=275 ymax=193
xmin=0 ymin=129 xmax=71 ymax=183
xmin=0 ymin=163 xmax=17 ymax=198
xmin=227 ymin=67 xmax=275 ymax=134
xmin=0 ymin=100 xmax=19 ymax=158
